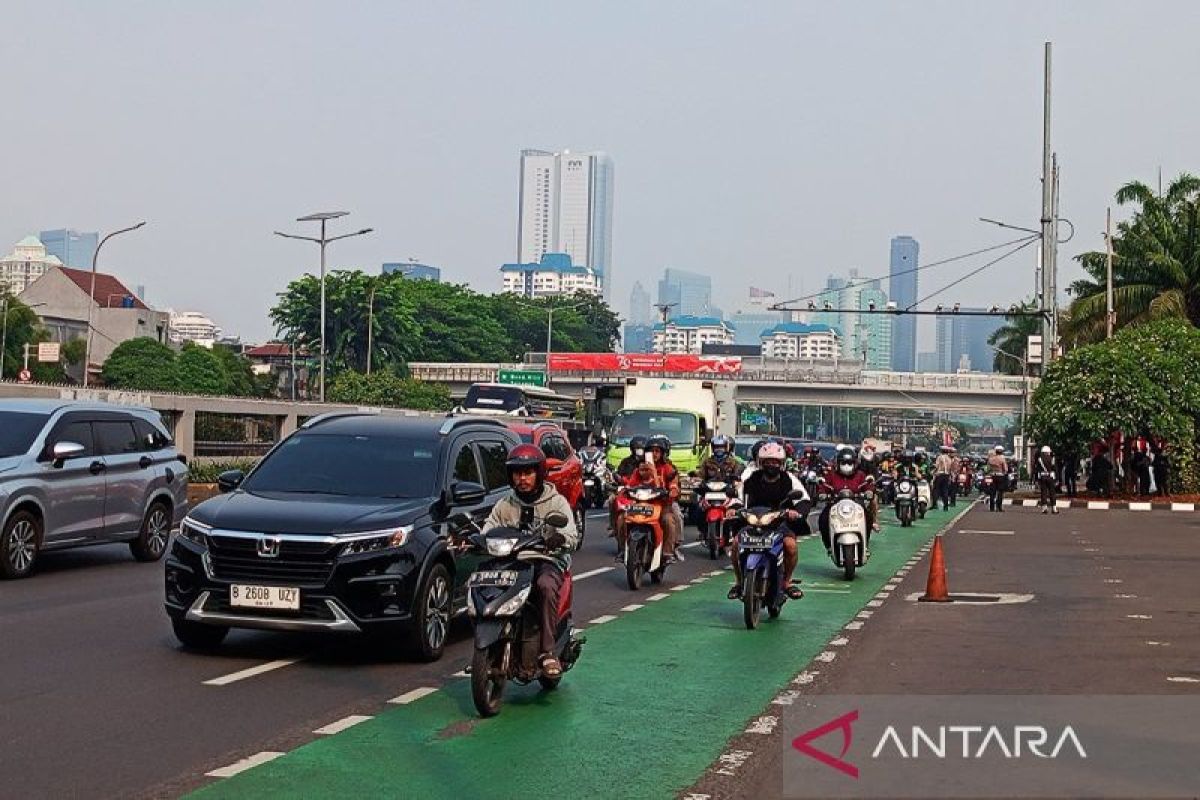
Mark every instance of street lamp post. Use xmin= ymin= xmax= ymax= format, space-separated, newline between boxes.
xmin=366 ymin=280 xmax=378 ymax=376
xmin=83 ymin=222 xmax=146 ymax=387
xmin=537 ymin=300 xmax=586 ymax=389
xmin=991 ymin=344 xmax=1029 ymax=472
xmin=275 ymin=212 xmax=373 ymax=402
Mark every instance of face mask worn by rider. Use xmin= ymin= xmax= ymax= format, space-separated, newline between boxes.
xmin=761 ymin=459 xmax=783 ymax=479
xmin=713 ymin=447 xmax=728 ymax=462
xmin=838 ymin=460 xmax=855 ymax=476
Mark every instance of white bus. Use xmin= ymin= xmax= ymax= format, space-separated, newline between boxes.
xmin=457 ymin=383 xmax=578 ymax=420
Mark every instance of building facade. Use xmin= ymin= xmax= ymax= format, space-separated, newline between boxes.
xmin=382 ymin=262 xmax=441 ymax=281
xmin=651 ymin=316 xmax=735 ymax=354
xmin=499 ymin=252 xmax=601 ymax=298
xmin=808 ymin=271 xmax=892 ymax=368
xmin=935 ymin=308 xmax=1003 ymax=373
xmin=169 ymin=311 xmax=221 ymax=348
xmin=39 ymin=229 xmax=98 ymax=269
xmin=622 ymin=322 xmax=654 ymax=354
xmin=517 ymin=149 xmax=614 ymax=297
xmin=727 ymin=309 xmax=787 ymax=347
xmin=760 ymin=322 xmax=841 ymax=360
xmin=1 ymin=236 xmax=63 ymax=295
xmin=657 ymin=267 xmax=714 ymax=318
xmin=888 ymin=235 xmax=919 ymax=371
xmin=628 ymin=281 xmax=651 ymax=325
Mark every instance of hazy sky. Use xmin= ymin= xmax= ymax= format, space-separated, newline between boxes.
xmin=5 ymin=1 xmax=1199 ymax=347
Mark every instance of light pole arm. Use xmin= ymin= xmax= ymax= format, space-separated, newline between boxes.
xmin=83 ymin=221 xmax=146 ymax=387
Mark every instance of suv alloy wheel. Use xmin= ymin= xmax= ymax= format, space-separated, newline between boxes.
xmin=1 ymin=510 xmax=41 ymax=579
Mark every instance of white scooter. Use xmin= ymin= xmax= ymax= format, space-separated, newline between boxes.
xmin=894 ymin=478 xmax=917 ymax=527
xmin=916 ymin=479 xmax=931 ymax=519
xmin=825 ymin=488 xmax=870 ymax=580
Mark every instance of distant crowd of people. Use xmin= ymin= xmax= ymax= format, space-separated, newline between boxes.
xmin=1039 ymin=433 xmax=1171 ymax=500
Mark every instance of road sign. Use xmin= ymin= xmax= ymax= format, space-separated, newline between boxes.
xmin=37 ymin=342 xmax=61 ymax=363
xmin=497 ymin=369 xmax=546 ymax=387
xmin=17 ymin=369 xmax=32 ymax=383
xmin=1027 ymin=335 xmax=1044 ymax=365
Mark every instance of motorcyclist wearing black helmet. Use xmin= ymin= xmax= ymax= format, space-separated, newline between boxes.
xmin=481 ymin=444 xmax=579 ymax=678
xmin=818 ymin=447 xmax=876 ymax=557
xmin=610 ymin=435 xmax=649 ymax=539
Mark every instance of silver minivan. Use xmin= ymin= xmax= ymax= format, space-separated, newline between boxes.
xmin=0 ymin=399 xmax=189 ymax=579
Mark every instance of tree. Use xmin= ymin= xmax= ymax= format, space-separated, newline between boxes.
xmin=213 ymin=344 xmax=271 ymax=397
xmin=1064 ymin=173 xmax=1200 ymax=344
xmin=986 ymin=299 xmax=1040 ymax=374
xmin=176 ymin=343 xmax=231 ymax=395
xmin=101 ymin=338 xmax=179 ymax=391
xmin=1 ymin=293 xmax=45 ymax=380
xmin=326 ymin=370 xmax=453 ymax=411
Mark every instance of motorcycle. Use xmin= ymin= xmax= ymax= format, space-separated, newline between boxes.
xmin=876 ymin=473 xmax=896 ymax=506
xmin=733 ymin=490 xmax=806 ymax=629
xmin=619 ymin=484 xmax=671 ymax=589
xmin=956 ymin=470 xmax=972 ymax=498
xmin=824 ymin=487 xmax=871 ymax=580
xmin=916 ymin=478 xmax=931 ymax=518
xmin=801 ymin=465 xmax=823 ymax=503
xmin=698 ymin=479 xmax=738 ymax=560
xmin=464 ymin=512 xmax=586 ymax=717
xmin=578 ymin=447 xmax=610 ymax=510
xmin=894 ymin=477 xmax=917 ymax=527
xmin=980 ymin=474 xmax=996 ymax=507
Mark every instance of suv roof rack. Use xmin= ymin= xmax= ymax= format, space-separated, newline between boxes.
xmin=301 ymin=410 xmax=381 ymax=430
xmin=438 ymin=415 xmax=507 ymax=436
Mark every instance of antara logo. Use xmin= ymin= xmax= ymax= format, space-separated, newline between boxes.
xmin=792 ymin=710 xmax=859 ymax=778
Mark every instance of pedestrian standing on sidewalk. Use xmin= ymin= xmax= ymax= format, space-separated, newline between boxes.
xmin=1035 ymin=446 xmax=1059 ymax=514
xmin=1062 ymin=449 xmax=1079 ymax=498
xmin=1152 ymin=437 xmax=1170 ymax=497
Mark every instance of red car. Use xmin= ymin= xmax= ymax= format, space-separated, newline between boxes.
xmin=503 ymin=422 xmax=587 ymax=538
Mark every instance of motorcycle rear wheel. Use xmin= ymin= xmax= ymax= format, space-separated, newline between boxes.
xmin=471 ymin=645 xmax=506 ymax=717
xmin=742 ymin=570 xmax=762 ymax=630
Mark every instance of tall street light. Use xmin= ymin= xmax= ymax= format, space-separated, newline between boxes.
xmin=990 ymin=344 xmax=1029 ymax=468
xmin=83 ymin=222 xmax=146 ymax=387
xmin=517 ymin=298 xmax=586 ymax=388
xmin=275 ymin=212 xmax=373 ymax=402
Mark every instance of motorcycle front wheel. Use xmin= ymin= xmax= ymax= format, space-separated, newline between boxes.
xmin=742 ymin=569 xmax=763 ymax=629
xmin=842 ymin=544 xmax=857 ymax=580
xmin=626 ymin=541 xmax=645 ymax=590
xmin=707 ymin=520 xmax=721 ymax=560
xmin=471 ymin=644 xmax=507 ymax=717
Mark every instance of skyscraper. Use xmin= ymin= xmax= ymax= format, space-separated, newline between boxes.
xmin=809 ymin=271 xmax=891 ymax=368
xmin=935 ymin=309 xmax=1003 ymax=373
xmin=888 ymin=236 xmax=919 ymax=372
xmin=629 ymin=281 xmax=651 ymax=325
xmin=517 ymin=149 xmax=614 ymax=298
xmin=657 ymin=268 xmax=713 ymax=318
xmin=40 ymin=229 xmax=98 ymax=269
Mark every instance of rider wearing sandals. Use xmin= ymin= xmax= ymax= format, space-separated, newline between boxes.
xmin=481 ymin=444 xmax=579 ymax=679
xmin=726 ymin=442 xmax=812 ymax=601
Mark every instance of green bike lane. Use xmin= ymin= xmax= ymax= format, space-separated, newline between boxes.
xmin=192 ymin=506 xmax=961 ymax=799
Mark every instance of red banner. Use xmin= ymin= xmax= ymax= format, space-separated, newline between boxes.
xmin=547 ymin=353 xmax=742 ymax=374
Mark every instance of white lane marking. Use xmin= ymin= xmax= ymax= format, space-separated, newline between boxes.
xmin=588 ymin=614 xmax=617 ymax=625
xmin=815 ymin=651 xmax=837 ymax=663
xmin=856 ymin=610 xmax=874 ymax=619
xmin=772 ymin=690 xmax=801 ymax=706
xmin=670 ymin=584 xmax=690 ymax=592
xmin=1087 ymin=501 xmax=1110 ymax=510
xmin=388 ymin=686 xmax=438 ymax=705
xmin=1147 ymin=641 xmax=1171 ymax=647
xmin=205 ymin=751 xmax=286 ymax=778
xmin=829 ymin=636 xmax=850 ymax=646
xmin=620 ymin=604 xmax=644 ymax=612
xmin=681 ymin=541 xmax=704 ymax=550
xmin=1171 ymin=502 xmax=1196 ymax=512
xmin=450 ymin=670 xmax=469 ymax=678
xmin=793 ymin=670 xmax=819 ymax=685
xmin=873 ymin=591 xmax=891 ymax=600
xmin=1167 ymin=676 xmax=1200 ymax=684
xmin=203 ymin=659 xmax=303 ymax=686
xmin=574 ymin=566 xmax=614 ymax=581
xmin=959 ymin=529 xmax=1015 ymax=535
xmin=1126 ymin=614 xmax=1153 ymax=620
xmin=647 ymin=592 xmax=670 ymax=601
xmin=691 ymin=577 xmax=710 ymax=584
xmin=1114 ymin=594 xmax=1139 ymax=599
xmin=1084 ymin=548 xmax=1099 ymax=553
xmin=313 ymin=715 xmax=372 ymax=735
xmin=714 ymin=749 xmax=754 ymax=776
xmin=707 ymin=569 xmax=726 ymax=576
xmin=745 ymin=716 xmax=778 ymax=734
xmin=1129 ymin=502 xmax=1153 ymax=511
xmin=844 ymin=621 xmax=864 ymax=631
xmin=866 ymin=599 xmax=884 ymax=607
xmin=805 ymin=588 xmax=852 ymax=594
xmin=1104 ymin=579 xmax=1123 ymax=584
xmin=884 ymin=582 xmax=900 ymax=590
xmin=904 ymin=592 xmax=1035 ymax=604
xmin=1022 ymin=499 xmax=1039 ymax=507
xmin=1101 ymin=566 xmax=1113 ymax=570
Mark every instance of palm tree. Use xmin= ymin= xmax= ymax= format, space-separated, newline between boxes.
xmin=1063 ymin=173 xmax=1200 ymax=344
xmin=987 ymin=300 xmax=1040 ymax=374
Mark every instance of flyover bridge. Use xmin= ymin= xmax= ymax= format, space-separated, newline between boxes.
xmin=407 ymin=362 xmax=1030 ymax=414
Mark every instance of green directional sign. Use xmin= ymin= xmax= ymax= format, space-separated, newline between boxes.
xmin=498 ymin=369 xmax=546 ymax=387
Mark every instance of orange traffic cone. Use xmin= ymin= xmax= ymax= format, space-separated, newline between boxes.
xmin=919 ymin=535 xmax=952 ymax=602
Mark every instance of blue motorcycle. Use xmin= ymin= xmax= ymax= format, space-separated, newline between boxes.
xmin=734 ymin=491 xmax=805 ymax=629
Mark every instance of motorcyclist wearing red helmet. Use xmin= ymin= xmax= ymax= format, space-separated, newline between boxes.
xmin=481 ymin=444 xmax=579 ymax=678
xmin=818 ymin=448 xmax=876 ymax=557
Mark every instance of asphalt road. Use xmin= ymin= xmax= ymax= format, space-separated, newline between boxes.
xmin=688 ymin=504 xmax=1200 ymax=799
xmin=0 ymin=510 xmax=739 ymax=799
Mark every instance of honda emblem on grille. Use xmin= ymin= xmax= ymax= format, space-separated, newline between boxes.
xmin=256 ymin=536 xmax=282 ymax=558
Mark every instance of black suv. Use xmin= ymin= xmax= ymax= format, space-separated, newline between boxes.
xmin=164 ymin=413 xmax=519 ymax=660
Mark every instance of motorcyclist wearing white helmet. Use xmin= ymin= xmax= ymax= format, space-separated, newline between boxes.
xmin=1035 ymin=444 xmax=1059 ymax=514
xmin=726 ymin=442 xmax=812 ymax=600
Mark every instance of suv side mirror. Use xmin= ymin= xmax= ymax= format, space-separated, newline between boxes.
xmin=51 ymin=441 xmax=86 ymax=466
xmin=217 ymin=470 xmax=245 ymax=493
xmin=450 ymin=481 xmax=487 ymax=506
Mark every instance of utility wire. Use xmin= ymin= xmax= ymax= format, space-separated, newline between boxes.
xmin=770 ymin=234 xmax=1039 ymax=309
xmin=906 ymin=237 xmax=1040 ymax=311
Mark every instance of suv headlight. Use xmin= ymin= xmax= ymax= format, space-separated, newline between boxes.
xmin=339 ymin=526 xmax=412 ymax=556
xmin=179 ymin=516 xmax=212 ymax=546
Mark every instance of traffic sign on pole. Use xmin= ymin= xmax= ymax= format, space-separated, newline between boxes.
xmin=497 ymin=369 xmax=546 ymax=387
xmin=17 ymin=369 xmax=32 ymax=383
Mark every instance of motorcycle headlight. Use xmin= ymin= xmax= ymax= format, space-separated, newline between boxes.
xmin=760 ymin=511 xmax=781 ymax=526
xmin=633 ymin=489 xmax=655 ymax=501
xmin=495 ymin=586 xmax=532 ymax=616
xmin=179 ymin=516 xmax=211 ymax=546
xmin=837 ymin=501 xmax=858 ymax=519
xmin=708 ymin=482 xmax=726 ymax=491
xmin=486 ymin=538 xmax=518 ymax=557
xmin=339 ymin=526 xmax=412 ymax=556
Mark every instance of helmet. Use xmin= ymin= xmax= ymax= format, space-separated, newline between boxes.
xmin=914 ymin=451 xmax=927 ymax=465
xmin=1041 ymin=445 xmax=1052 ymax=455
xmin=711 ymin=434 xmax=732 ymax=461
xmin=758 ymin=442 xmax=786 ymax=466
xmin=629 ymin=435 xmax=648 ymax=457
xmin=836 ymin=448 xmax=858 ymax=476
xmin=647 ymin=435 xmax=671 ymax=458
xmin=995 ymin=445 xmax=1005 ymax=454
xmin=505 ymin=443 xmax=547 ymax=498
xmin=750 ymin=438 xmax=769 ymax=462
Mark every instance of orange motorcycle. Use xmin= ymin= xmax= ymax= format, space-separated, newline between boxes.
xmin=619 ymin=483 xmax=670 ymax=590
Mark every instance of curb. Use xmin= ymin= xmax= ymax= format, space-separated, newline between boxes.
xmin=997 ymin=498 xmax=1192 ymax=511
